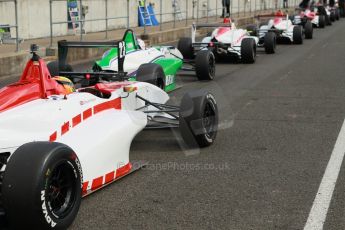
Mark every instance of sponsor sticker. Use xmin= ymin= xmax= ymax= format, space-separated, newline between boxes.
xmin=166 ymin=75 xmax=175 ymax=86
xmin=41 ymin=190 xmax=57 ymax=228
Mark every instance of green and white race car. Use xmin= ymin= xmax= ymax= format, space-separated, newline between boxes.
xmin=92 ymin=29 xmax=216 ymax=92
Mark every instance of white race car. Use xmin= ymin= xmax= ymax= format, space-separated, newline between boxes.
xmin=257 ymin=11 xmax=307 ymax=44
xmin=326 ymin=2 xmax=340 ymax=22
xmin=178 ymin=18 xmax=275 ymax=64
xmin=292 ymin=8 xmax=326 ymax=28
xmin=0 ymin=43 xmax=219 ymax=229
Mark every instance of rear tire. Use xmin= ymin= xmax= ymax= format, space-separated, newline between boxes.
xmin=304 ymin=20 xmax=313 ymax=39
xmin=335 ymin=9 xmax=340 ymax=20
xmin=136 ymin=63 xmax=166 ymax=90
xmin=241 ymin=38 xmax=256 ymax=63
xmin=246 ymin=24 xmax=258 ymax=36
xmin=3 ymin=142 xmax=82 ymax=230
xmin=47 ymin=61 xmax=73 ymax=77
xmin=195 ymin=50 xmax=215 ymax=81
xmin=319 ymin=15 xmax=326 ymax=28
xmin=326 ymin=14 xmax=332 ymax=25
xmin=179 ymin=90 xmax=218 ymax=148
xmin=330 ymin=12 xmax=336 ymax=22
xmin=293 ymin=25 xmax=303 ymax=44
xmin=264 ymin=32 xmax=276 ymax=54
xmin=178 ymin=37 xmax=194 ymax=59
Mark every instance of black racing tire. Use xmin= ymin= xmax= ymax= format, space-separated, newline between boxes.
xmin=246 ymin=24 xmax=258 ymax=36
xmin=264 ymin=32 xmax=276 ymax=54
xmin=136 ymin=63 xmax=165 ymax=90
xmin=293 ymin=25 xmax=303 ymax=44
xmin=289 ymin=15 xmax=295 ymax=23
xmin=330 ymin=11 xmax=336 ymax=21
xmin=47 ymin=61 xmax=73 ymax=77
xmin=326 ymin=14 xmax=332 ymax=25
xmin=195 ymin=50 xmax=215 ymax=81
xmin=241 ymin=38 xmax=256 ymax=63
xmin=335 ymin=8 xmax=340 ymax=20
xmin=177 ymin=37 xmax=195 ymax=59
xmin=318 ymin=6 xmax=332 ymax=25
xmin=2 ymin=142 xmax=82 ymax=230
xmin=304 ymin=20 xmax=313 ymax=39
xmin=319 ymin=15 xmax=326 ymax=28
xmin=179 ymin=90 xmax=218 ymax=148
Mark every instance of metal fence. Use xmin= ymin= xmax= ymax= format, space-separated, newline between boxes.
xmin=50 ymin=0 xmax=130 ymax=47
xmin=0 ymin=0 xmax=302 ymax=52
xmin=0 ymin=0 xmax=18 ymax=51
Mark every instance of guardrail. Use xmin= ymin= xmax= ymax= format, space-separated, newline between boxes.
xmin=0 ymin=0 xmax=18 ymax=51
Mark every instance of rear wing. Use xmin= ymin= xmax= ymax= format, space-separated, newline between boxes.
xmin=57 ymin=40 xmax=126 ymax=79
xmin=191 ymin=23 xmax=232 ymax=45
xmin=255 ymin=14 xmax=289 ymax=20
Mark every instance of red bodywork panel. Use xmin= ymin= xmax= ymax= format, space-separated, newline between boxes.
xmin=300 ymin=11 xmax=316 ymax=19
xmin=273 ymin=17 xmax=283 ymax=25
xmin=95 ymin=82 xmax=134 ymax=95
xmin=0 ymin=59 xmax=66 ymax=113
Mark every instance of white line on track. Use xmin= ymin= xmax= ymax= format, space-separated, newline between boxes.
xmin=304 ymin=119 xmax=345 ymax=230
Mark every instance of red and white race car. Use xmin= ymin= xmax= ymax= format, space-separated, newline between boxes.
xmin=292 ymin=7 xmax=326 ymax=28
xmin=178 ymin=18 xmax=273 ymax=64
xmin=0 ymin=43 xmax=219 ymax=229
xmin=257 ymin=11 xmax=310 ymax=44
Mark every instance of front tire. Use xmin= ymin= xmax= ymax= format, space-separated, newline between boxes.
xmin=179 ymin=90 xmax=218 ymax=148
xmin=3 ymin=142 xmax=82 ymax=230
xmin=304 ymin=20 xmax=313 ymax=39
xmin=293 ymin=25 xmax=303 ymax=44
xmin=241 ymin=38 xmax=256 ymax=63
xmin=195 ymin=50 xmax=215 ymax=81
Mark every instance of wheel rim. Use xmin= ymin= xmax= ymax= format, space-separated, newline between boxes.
xmin=46 ymin=161 xmax=77 ymax=218
xmin=203 ymin=102 xmax=216 ymax=139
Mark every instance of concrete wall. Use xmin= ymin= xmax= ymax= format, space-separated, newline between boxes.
xmin=0 ymin=0 xmax=298 ymax=39
xmin=0 ymin=0 xmax=66 ymax=39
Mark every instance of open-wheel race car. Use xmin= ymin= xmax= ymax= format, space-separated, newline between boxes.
xmin=326 ymin=2 xmax=341 ymax=21
xmin=314 ymin=2 xmax=339 ymax=25
xmin=256 ymin=10 xmax=311 ymax=44
xmin=0 ymin=42 xmax=219 ymax=229
xmin=293 ymin=1 xmax=340 ymax=27
xmin=177 ymin=18 xmax=276 ymax=64
xmin=292 ymin=7 xmax=326 ymax=28
xmin=48 ymin=29 xmax=216 ymax=94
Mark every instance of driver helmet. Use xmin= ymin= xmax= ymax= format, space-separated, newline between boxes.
xmin=137 ymin=38 xmax=146 ymax=50
xmin=275 ymin=10 xmax=284 ymax=16
xmin=53 ymin=76 xmax=76 ymax=94
xmin=223 ymin=17 xmax=232 ymax=24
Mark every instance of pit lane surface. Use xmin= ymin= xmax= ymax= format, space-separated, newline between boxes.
xmin=2 ymin=21 xmax=345 ymax=229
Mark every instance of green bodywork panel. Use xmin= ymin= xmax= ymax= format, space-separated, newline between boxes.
xmin=95 ymin=48 xmax=118 ymax=68
xmin=95 ymin=31 xmax=182 ymax=92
